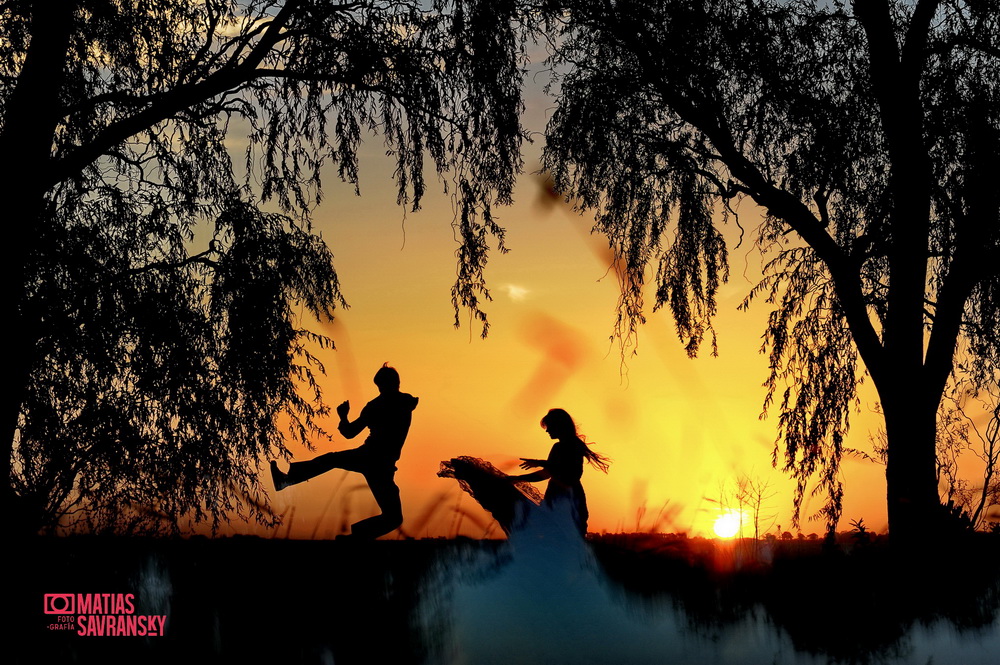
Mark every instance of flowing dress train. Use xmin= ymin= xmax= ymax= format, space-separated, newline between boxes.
xmin=440 ymin=438 xmax=591 ymax=536
xmin=438 ymin=457 xmax=542 ymax=534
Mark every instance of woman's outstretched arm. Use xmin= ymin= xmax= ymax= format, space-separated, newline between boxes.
xmin=507 ymin=458 xmax=551 ymax=483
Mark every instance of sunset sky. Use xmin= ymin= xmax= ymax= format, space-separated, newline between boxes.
xmin=240 ymin=119 xmax=897 ymax=540
xmin=205 ymin=44 xmax=1000 ymax=542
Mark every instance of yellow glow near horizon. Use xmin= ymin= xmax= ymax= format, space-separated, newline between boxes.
xmin=713 ymin=510 xmax=745 ymax=539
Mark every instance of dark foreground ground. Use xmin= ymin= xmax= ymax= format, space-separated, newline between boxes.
xmin=11 ymin=532 xmax=1000 ymax=664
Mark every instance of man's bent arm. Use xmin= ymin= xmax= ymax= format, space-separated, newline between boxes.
xmin=337 ymin=402 xmax=368 ymax=439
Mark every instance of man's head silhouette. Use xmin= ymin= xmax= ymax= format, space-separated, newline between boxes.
xmin=373 ymin=363 xmax=400 ymax=393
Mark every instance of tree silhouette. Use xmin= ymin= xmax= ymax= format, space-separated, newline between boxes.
xmin=540 ymin=0 xmax=999 ymax=540
xmin=927 ymin=389 xmax=998 ymax=530
xmin=3 ymin=1 xmax=525 ymax=533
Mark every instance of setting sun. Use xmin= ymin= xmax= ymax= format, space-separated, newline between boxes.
xmin=713 ymin=510 xmax=745 ymax=539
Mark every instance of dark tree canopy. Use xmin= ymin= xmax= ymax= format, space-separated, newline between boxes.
xmin=541 ymin=0 xmax=999 ymax=536
xmin=3 ymin=0 xmax=527 ymax=533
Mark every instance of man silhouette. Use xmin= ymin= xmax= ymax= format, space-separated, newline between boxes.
xmin=270 ymin=363 xmax=418 ymax=539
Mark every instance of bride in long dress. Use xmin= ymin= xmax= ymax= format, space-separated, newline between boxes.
xmin=439 ymin=409 xmax=610 ymax=536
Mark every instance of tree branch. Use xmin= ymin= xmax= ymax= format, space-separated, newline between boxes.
xmin=49 ymin=1 xmax=306 ymax=186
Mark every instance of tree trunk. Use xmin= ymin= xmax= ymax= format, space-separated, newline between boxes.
xmin=2 ymin=3 xmax=75 ymax=534
xmin=881 ymin=387 xmax=942 ymax=544
xmin=3 ymin=178 xmax=51 ymax=533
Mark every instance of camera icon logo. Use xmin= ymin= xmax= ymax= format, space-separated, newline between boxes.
xmin=43 ymin=594 xmax=75 ymax=614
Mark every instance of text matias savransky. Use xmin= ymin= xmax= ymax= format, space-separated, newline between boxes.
xmin=47 ymin=593 xmax=167 ymax=637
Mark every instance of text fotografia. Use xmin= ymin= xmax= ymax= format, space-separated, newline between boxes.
xmin=43 ymin=593 xmax=167 ymax=637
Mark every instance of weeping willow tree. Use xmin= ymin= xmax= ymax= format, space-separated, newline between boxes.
xmin=2 ymin=0 xmax=527 ymax=534
xmin=540 ymin=0 xmax=999 ymax=540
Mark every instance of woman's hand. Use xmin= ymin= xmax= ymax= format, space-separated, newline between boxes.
xmin=519 ymin=458 xmax=545 ymax=470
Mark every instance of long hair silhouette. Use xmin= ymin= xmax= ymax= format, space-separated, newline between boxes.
xmin=540 ymin=408 xmax=611 ymax=473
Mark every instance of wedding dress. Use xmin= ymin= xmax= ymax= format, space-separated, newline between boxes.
xmin=439 ymin=444 xmax=590 ymax=536
xmin=438 ymin=456 xmax=541 ymax=534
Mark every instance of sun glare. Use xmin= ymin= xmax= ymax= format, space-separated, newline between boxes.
xmin=712 ymin=509 xmax=744 ymax=539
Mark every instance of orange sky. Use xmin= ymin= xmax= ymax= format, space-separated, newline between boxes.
xmin=224 ymin=133 xmax=896 ymax=540
xmin=208 ymin=49 xmax=1000 ymax=541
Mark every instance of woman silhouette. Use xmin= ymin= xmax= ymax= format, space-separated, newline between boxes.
xmin=509 ymin=409 xmax=610 ymax=536
xmin=440 ymin=408 xmax=609 ymax=536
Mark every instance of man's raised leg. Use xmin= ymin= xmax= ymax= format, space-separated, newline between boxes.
xmin=271 ymin=448 xmax=365 ymax=491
